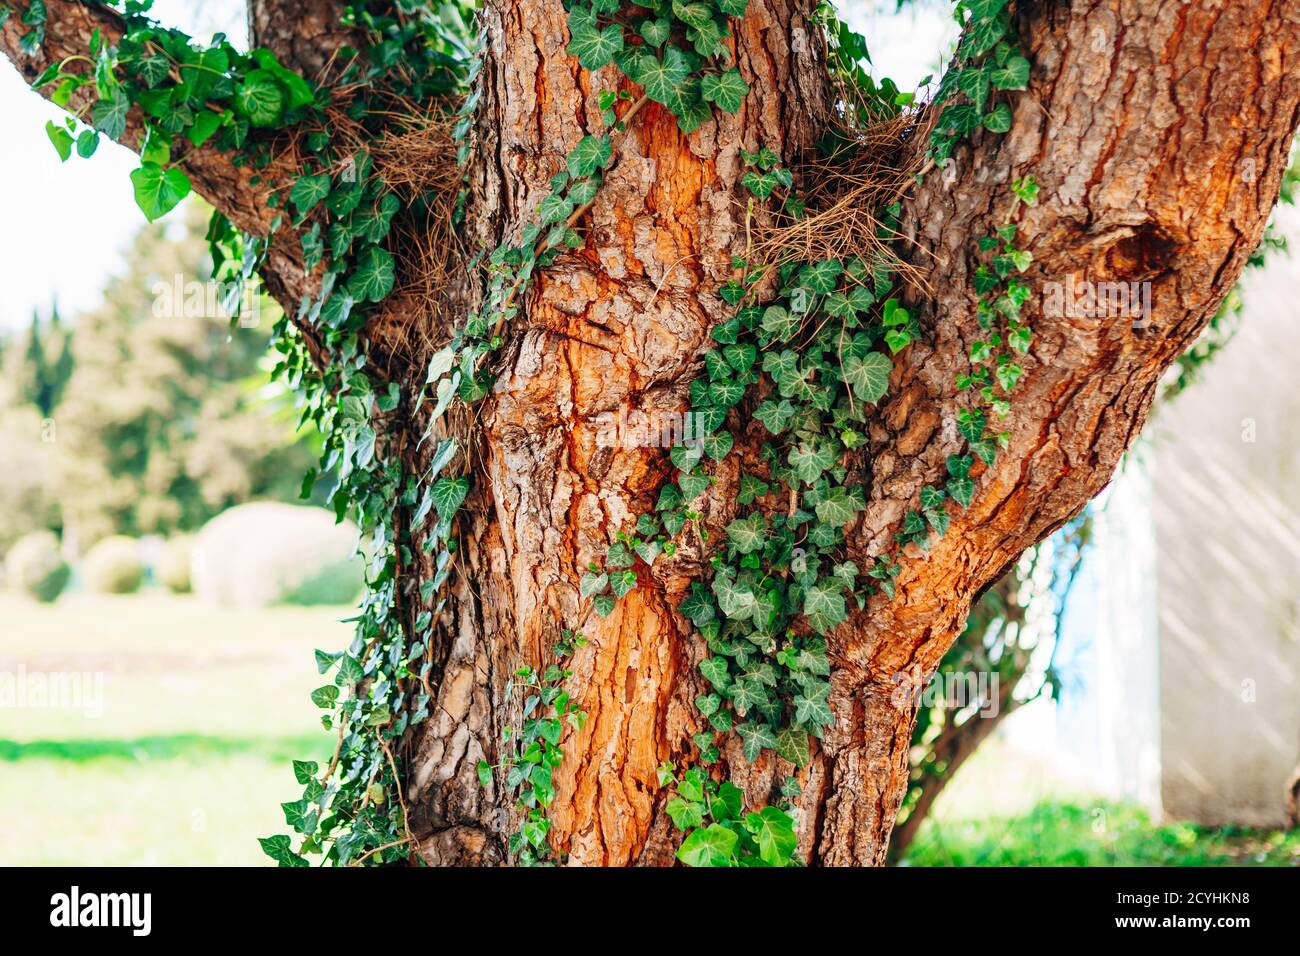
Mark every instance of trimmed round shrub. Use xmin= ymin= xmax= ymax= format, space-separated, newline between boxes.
xmin=155 ymin=536 xmax=194 ymax=594
xmin=82 ymin=535 xmax=145 ymax=594
xmin=5 ymin=531 xmax=70 ymax=603
xmin=192 ymin=503 xmax=363 ymax=608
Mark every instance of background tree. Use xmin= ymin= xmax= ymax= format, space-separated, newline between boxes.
xmin=51 ymin=201 xmax=317 ymax=545
xmin=0 ymin=200 xmax=317 ymax=552
xmin=0 ymin=302 xmax=74 ymax=417
xmin=3 ymin=0 xmax=1299 ymax=868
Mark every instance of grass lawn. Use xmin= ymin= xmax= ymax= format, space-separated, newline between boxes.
xmin=3 ymin=593 xmax=1296 ymax=867
xmin=0 ymin=592 xmax=350 ymax=865
xmin=899 ymin=738 xmax=1300 ymax=866
xmin=903 ymin=800 xmax=1300 ymax=866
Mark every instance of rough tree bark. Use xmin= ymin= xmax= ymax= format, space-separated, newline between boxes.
xmin=5 ymin=0 xmax=1300 ymax=866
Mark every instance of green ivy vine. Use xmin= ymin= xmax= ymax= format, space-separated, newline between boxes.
xmin=27 ymin=0 xmax=1035 ymax=867
xmin=573 ymin=0 xmax=1036 ymax=864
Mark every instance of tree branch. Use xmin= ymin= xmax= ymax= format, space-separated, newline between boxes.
xmin=0 ymin=0 xmax=330 ymax=360
xmin=814 ymin=0 xmax=1300 ymax=865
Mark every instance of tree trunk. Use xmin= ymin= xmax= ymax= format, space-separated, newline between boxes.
xmin=6 ymin=0 xmax=1300 ymax=866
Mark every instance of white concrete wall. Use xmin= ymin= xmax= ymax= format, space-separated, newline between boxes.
xmin=1152 ymin=212 xmax=1300 ymax=826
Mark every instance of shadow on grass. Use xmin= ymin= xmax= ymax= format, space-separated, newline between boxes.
xmin=0 ymin=734 xmax=329 ymax=764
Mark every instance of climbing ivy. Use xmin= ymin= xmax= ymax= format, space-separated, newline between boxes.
xmin=659 ymin=762 xmax=803 ymax=866
xmin=30 ymin=0 xmax=1037 ymax=867
xmin=568 ymin=1 xmax=1037 ymax=865
xmin=476 ymin=631 xmax=589 ymax=865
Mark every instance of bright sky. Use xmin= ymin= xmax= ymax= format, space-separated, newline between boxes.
xmin=0 ymin=0 xmax=951 ymax=331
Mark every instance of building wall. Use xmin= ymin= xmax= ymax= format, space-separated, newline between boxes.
xmin=1153 ymin=214 xmax=1300 ymax=826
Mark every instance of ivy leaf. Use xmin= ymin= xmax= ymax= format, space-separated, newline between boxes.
xmin=793 ymin=686 xmax=834 ymax=729
xmin=258 ymin=835 xmax=310 ymax=868
xmin=726 ymin=512 xmax=768 ymax=555
xmin=580 ymin=571 xmax=609 ymax=598
xmin=679 ymin=584 xmax=716 ymax=626
xmin=814 ymin=486 xmax=864 ymax=528
xmin=91 ymin=89 xmax=129 ymax=140
xmin=314 ymin=648 xmax=340 ymax=674
xmin=788 ymin=440 xmax=837 ymax=484
xmin=310 ymin=685 xmax=338 ymax=709
xmin=292 ymin=760 xmax=319 ymax=785
xmin=678 ymin=469 xmax=709 ymax=499
xmin=938 ymin=101 xmax=982 ymax=136
xmin=699 ymin=656 xmax=733 ymax=691
xmin=635 ymin=47 xmax=691 ymax=107
xmin=289 ymin=173 xmax=331 ymax=215
xmin=741 ymin=169 xmax=778 ymax=198
xmin=802 ymin=580 xmax=847 ymax=634
xmin=676 ymin=823 xmax=738 ymax=867
xmin=701 ymin=68 xmax=748 ymax=113
xmin=735 ymin=720 xmax=779 ymax=762
xmin=568 ymin=21 xmax=624 ymax=70
xmin=842 ymin=351 xmax=892 ymax=404
xmin=963 ymin=9 xmax=1010 ymax=59
xmin=129 ymin=163 xmax=191 ymax=221
xmin=760 ymin=304 xmax=799 ymax=340
xmin=701 ymin=430 xmax=734 ymax=461
xmin=776 ymin=727 xmax=810 ymax=767
xmin=609 ymin=568 xmax=637 ymax=598
xmin=717 ymin=0 xmax=748 ymax=15
xmin=671 ymin=0 xmax=714 ymax=28
xmin=355 ymin=193 xmax=400 ymax=244
xmin=236 ymin=72 xmax=286 ymax=127
xmin=753 ymin=398 xmax=795 ymax=434
xmin=991 ymin=55 xmax=1030 ymax=90
xmin=748 ymin=806 xmax=798 ymax=865
xmin=946 ymin=475 xmax=975 ymax=508
xmin=798 ymin=258 xmax=842 ymax=294
xmin=956 ymin=65 xmax=991 ymax=113
xmin=712 ymin=573 xmax=756 ymax=618
xmin=666 ymin=796 xmax=706 ymax=830
xmin=567 ymin=134 xmax=612 ymax=178
xmin=639 ymin=17 xmax=671 ymax=47
xmin=983 ymin=102 xmax=1013 ymax=133
xmin=537 ymin=191 xmax=575 ymax=225
xmin=44 ymin=120 xmax=72 ymax=161
xmin=669 ymin=443 xmax=703 ymax=471
xmin=186 ymin=110 xmax=223 ymax=147
xmin=431 ymin=475 xmax=471 ymax=515
xmin=714 ymin=781 xmax=744 ymax=821
xmin=348 ymin=245 xmax=396 ymax=302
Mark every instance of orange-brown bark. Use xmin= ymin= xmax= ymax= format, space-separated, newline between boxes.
xmin=6 ymin=0 xmax=1300 ymax=866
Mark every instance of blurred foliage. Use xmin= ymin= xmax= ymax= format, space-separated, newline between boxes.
xmin=0 ymin=200 xmax=320 ymax=555
xmin=902 ymin=799 xmax=1300 ymax=866
xmin=0 ymin=303 xmax=74 ymax=418
xmin=891 ymin=515 xmax=1090 ymax=857
xmin=155 ymin=535 xmax=194 ymax=594
xmin=3 ymin=530 xmax=70 ymax=603
xmin=81 ymin=535 xmax=145 ymax=594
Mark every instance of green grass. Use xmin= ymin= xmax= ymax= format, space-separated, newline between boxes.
xmin=902 ymin=800 xmax=1300 ymax=866
xmin=0 ymin=592 xmax=349 ymax=865
xmin=5 ymin=593 xmax=1296 ymax=867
